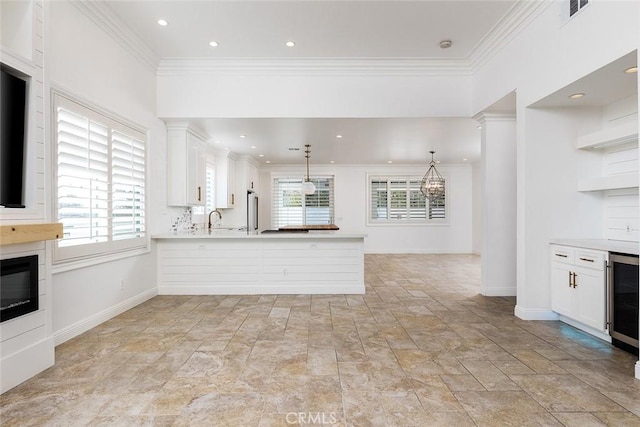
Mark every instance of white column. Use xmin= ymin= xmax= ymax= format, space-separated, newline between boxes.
xmin=474 ymin=113 xmax=517 ymax=296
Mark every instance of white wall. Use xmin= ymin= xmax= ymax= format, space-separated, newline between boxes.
xmin=46 ymin=2 xmax=165 ymax=343
xmin=158 ymin=70 xmax=473 ymax=118
xmin=258 ymin=163 xmax=473 ymax=254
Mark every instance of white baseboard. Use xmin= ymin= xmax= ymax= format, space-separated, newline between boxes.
xmin=480 ymin=287 xmax=517 ymax=297
xmin=636 ymin=361 xmax=640 ymax=380
xmin=514 ymin=305 xmax=559 ymax=321
xmin=1 ymin=336 xmax=54 ymax=394
xmin=158 ymin=284 xmax=365 ymax=295
xmin=53 ymin=288 xmax=157 ymax=346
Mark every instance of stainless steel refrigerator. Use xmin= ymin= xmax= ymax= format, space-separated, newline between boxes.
xmin=247 ymin=190 xmax=258 ymax=232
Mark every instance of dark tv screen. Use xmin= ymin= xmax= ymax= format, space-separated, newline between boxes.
xmin=0 ymin=67 xmax=27 ymax=208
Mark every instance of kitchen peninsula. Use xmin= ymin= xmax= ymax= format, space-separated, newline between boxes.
xmin=152 ymin=230 xmax=366 ymax=295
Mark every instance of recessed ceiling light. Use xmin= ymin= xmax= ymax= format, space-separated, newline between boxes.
xmin=476 ymin=125 xmax=482 ymax=129
xmin=250 ymin=145 xmax=256 ymax=149
xmin=569 ymin=92 xmax=585 ymax=99
xmin=285 ymin=41 xmax=296 ymax=47
xmin=463 ymin=158 xmax=468 ymax=161
xmin=336 ymin=134 xmax=343 ymax=139
xmin=266 ymin=160 xmax=271 ymax=164
xmin=209 ymin=41 xmax=219 ymax=47
xmin=239 ymin=135 xmax=246 ymax=138
xmin=157 ymin=19 xmax=168 ymax=26
xmin=259 ymin=154 xmax=264 ymax=157
xmin=436 ymin=160 xmax=441 ymax=164
xmin=388 ymin=160 xmax=393 ymax=164
xmin=439 ymin=40 xmax=452 ymax=49
xmin=624 ymin=66 xmax=638 ymax=74
xmin=330 ymin=160 xmax=335 ymax=164
xmin=214 ymin=140 xmax=221 ymax=144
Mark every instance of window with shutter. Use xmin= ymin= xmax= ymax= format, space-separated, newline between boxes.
xmin=272 ymin=176 xmax=334 ymax=228
xmin=205 ymin=161 xmax=215 ymax=213
xmin=54 ymin=93 xmax=147 ymax=261
xmin=368 ymin=176 xmax=446 ymax=224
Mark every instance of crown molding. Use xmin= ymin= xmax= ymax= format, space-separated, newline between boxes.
xmin=469 ymin=0 xmax=553 ymax=71
xmin=156 ymin=58 xmax=473 ymax=77
xmin=71 ymin=0 xmax=160 ymax=73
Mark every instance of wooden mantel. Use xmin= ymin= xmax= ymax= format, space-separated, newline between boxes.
xmin=0 ymin=223 xmax=63 ymax=246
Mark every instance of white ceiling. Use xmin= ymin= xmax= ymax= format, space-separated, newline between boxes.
xmin=106 ymin=1 xmax=517 ymax=165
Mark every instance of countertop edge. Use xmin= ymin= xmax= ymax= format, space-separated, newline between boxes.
xmin=152 ymin=232 xmax=368 ymax=240
xmin=550 ymin=238 xmax=639 ymax=255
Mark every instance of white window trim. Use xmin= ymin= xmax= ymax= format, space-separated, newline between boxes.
xmin=366 ymin=173 xmax=449 ymax=227
xmin=51 ymin=89 xmax=149 ymax=265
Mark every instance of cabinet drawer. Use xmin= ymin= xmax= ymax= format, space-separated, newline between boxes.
xmin=574 ymin=249 xmax=607 ymax=270
xmin=550 ymin=246 xmax=574 ymax=264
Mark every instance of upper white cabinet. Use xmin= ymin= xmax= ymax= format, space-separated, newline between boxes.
xmin=167 ymin=123 xmax=208 ymax=206
xmin=215 ymin=151 xmax=236 ymax=208
xmin=246 ymin=161 xmax=259 ymax=191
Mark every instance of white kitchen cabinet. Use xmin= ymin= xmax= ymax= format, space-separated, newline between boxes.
xmin=166 ymin=124 xmax=208 ymax=206
xmin=550 ymin=245 xmax=608 ymax=333
xmin=215 ymin=152 xmax=236 ymax=208
xmin=246 ymin=161 xmax=258 ymax=191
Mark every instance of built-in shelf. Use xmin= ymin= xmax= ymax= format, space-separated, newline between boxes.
xmin=577 ymin=173 xmax=639 ymax=192
xmin=0 ymin=223 xmax=63 ymax=245
xmin=576 ymin=121 xmax=638 ymax=150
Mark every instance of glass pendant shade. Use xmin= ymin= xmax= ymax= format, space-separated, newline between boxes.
xmin=420 ymin=151 xmax=445 ymax=201
xmin=302 ymin=180 xmax=316 ymax=195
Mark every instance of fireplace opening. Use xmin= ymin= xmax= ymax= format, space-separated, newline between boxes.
xmin=1 ymin=255 xmax=38 ymax=322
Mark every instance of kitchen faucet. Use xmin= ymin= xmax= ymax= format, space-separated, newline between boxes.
xmin=208 ymin=209 xmax=222 ymax=230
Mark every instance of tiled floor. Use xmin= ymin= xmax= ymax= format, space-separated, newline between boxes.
xmin=2 ymin=254 xmax=640 ymax=426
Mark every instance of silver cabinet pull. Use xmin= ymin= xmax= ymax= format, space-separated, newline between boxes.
xmin=579 ymin=257 xmax=594 ymax=262
xmin=555 ymin=253 xmax=568 ymax=258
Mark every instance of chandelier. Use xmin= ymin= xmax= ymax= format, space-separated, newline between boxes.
xmin=420 ymin=151 xmax=445 ymax=201
xmin=301 ymin=144 xmax=316 ymax=195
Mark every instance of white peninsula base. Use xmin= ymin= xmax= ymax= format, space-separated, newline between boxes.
xmin=154 ymin=231 xmax=366 ymax=295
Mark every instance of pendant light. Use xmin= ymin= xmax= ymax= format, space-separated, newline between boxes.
xmin=301 ymin=144 xmax=316 ymax=195
xmin=420 ymin=151 xmax=445 ymax=201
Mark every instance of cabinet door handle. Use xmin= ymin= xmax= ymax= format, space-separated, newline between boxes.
xmin=568 ymin=271 xmax=573 ymax=287
xmin=197 ymin=186 xmax=202 ymax=201
xmin=555 ymin=253 xmax=568 ymax=258
xmin=579 ymin=257 xmax=594 ymax=262
xmin=231 ymin=193 xmax=234 ymax=204
xmin=572 ymin=272 xmax=578 ymax=288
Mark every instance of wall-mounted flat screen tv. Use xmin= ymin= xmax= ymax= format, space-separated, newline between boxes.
xmin=0 ymin=65 xmax=28 ymax=208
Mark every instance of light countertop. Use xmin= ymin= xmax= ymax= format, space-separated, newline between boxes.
xmin=152 ymin=229 xmax=367 ymax=240
xmin=550 ymin=238 xmax=639 ymax=255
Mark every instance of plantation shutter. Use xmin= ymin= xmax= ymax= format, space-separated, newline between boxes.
xmin=111 ymin=128 xmax=146 ymax=241
xmin=54 ymin=94 xmax=147 ymax=261
xmin=205 ymin=161 xmax=215 ymax=213
xmin=56 ymin=106 xmax=109 ymax=247
xmin=272 ymin=176 xmax=334 ymax=228
xmin=369 ymin=176 xmax=445 ymax=223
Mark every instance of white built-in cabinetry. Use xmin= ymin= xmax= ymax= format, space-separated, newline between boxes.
xmin=166 ymin=123 xmax=209 ymax=206
xmin=576 ymin=121 xmax=639 ymax=192
xmin=215 ymin=151 xmax=236 ymax=208
xmin=550 ymin=244 xmax=609 ymax=338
